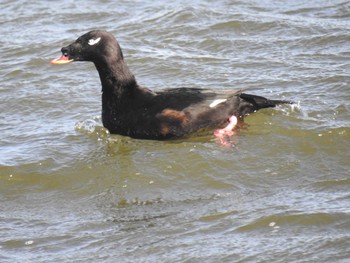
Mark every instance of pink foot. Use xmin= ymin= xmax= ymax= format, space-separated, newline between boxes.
xmin=214 ymin=116 xmax=238 ymax=147
xmin=214 ymin=116 xmax=238 ymax=137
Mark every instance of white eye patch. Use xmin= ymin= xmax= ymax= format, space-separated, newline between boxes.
xmin=88 ymin=37 xmax=101 ymax=46
xmin=209 ymin=99 xmax=227 ymax=108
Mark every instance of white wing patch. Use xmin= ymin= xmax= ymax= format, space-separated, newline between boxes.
xmin=88 ymin=37 xmax=101 ymax=46
xmin=209 ymin=99 xmax=227 ymax=108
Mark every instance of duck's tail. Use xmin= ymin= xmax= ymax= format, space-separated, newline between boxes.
xmin=238 ymin=93 xmax=294 ymax=116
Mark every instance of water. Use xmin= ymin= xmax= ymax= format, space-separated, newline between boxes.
xmin=1 ymin=0 xmax=350 ymax=262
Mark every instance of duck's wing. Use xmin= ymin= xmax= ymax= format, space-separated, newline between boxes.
xmin=153 ymin=87 xmax=241 ymax=111
xmin=148 ymin=88 xmax=242 ymax=135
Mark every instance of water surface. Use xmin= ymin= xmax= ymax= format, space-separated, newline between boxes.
xmin=1 ymin=0 xmax=350 ymax=262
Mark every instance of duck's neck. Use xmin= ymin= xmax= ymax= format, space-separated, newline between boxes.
xmin=93 ymin=57 xmax=138 ymax=132
xmin=94 ymin=58 xmax=137 ymax=99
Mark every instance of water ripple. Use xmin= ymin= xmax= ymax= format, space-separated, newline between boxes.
xmin=1 ymin=0 xmax=350 ymax=262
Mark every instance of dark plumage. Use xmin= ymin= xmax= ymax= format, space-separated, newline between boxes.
xmin=51 ymin=30 xmax=292 ymax=140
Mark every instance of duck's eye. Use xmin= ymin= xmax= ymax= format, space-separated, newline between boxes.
xmin=88 ymin=37 xmax=101 ymax=46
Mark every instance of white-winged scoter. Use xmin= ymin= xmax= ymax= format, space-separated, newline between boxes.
xmin=51 ymin=30 xmax=292 ymax=140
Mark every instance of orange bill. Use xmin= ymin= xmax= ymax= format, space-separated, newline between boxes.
xmin=50 ymin=55 xmax=73 ymax=65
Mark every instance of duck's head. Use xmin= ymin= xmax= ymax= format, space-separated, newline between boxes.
xmin=51 ymin=30 xmax=123 ymax=65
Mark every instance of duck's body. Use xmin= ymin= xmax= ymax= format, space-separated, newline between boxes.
xmin=51 ymin=30 xmax=292 ymax=140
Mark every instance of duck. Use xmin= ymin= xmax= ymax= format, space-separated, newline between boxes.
xmin=51 ymin=30 xmax=292 ymax=140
